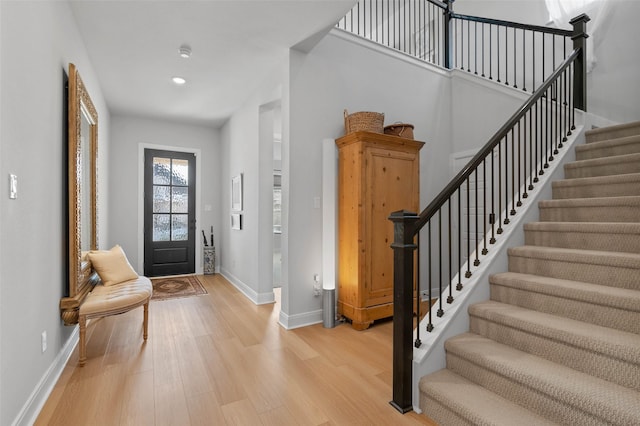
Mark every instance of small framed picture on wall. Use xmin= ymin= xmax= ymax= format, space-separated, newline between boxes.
xmin=231 ymin=174 xmax=243 ymax=212
xmin=231 ymin=213 xmax=242 ymax=230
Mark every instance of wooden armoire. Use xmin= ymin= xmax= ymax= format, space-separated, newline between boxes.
xmin=335 ymin=131 xmax=424 ymax=330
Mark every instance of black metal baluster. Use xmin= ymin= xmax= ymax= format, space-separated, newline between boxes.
xmin=467 ymin=20 xmax=471 ymax=72
xmin=415 ymin=231 xmax=421 ymax=347
xmin=504 ymin=134 xmax=510 ymax=225
xmin=490 ymin=147 xmax=496 ymax=244
xmin=474 ymin=21 xmax=478 ymax=74
xmin=489 ymin=23 xmax=493 ymax=80
xmin=447 ymin=198 xmax=454 ymax=303
xmin=426 ymin=220 xmax=433 ymax=331
xmin=532 ymin=31 xmax=536 ymax=91
xmin=513 ymin=27 xmax=517 ymax=88
xmin=482 ymin=158 xmax=488 ymax=255
xmin=517 ymin=122 xmax=523 ymax=205
xmin=497 ymin=139 xmax=503 ymax=234
xmin=523 ymin=29 xmax=527 ymax=91
xmin=497 ymin=25 xmax=501 ymax=82
xmin=465 ymin=177 xmax=471 ymax=278
xmin=474 ymin=169 xmax=480 ymax=266
xmin=437 ymin=210 xmax=444 ymax=316
xmin=535 ymin=100 xmax=540 ymax=181
xmin=510 ymin=129 xmax=515 ymax=217
xmin=545 ymin=86 xmax=550 ymax=169
xmin=505 ymin=27 xmax=509 ymax=85
xmin=481 ymin=23 xmax=486 ymax=77
xmin=457 ymin=188 xmax=463 ymax=290
xmin=528 ymin=107 xmax=534 ymax=190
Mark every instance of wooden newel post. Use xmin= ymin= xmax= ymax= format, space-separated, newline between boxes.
xmin=389 ymin=210 xmax=419 ymax=413
xmin=570 ymin=13 xmax=590 ymax=112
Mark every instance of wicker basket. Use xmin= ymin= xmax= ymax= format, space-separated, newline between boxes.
xmin=344 ymin=109 xmax=385 ymax=135
xmin=384 ymin=123 xmax=414 ymax=139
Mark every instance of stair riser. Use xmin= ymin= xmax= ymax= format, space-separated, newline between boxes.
xmin=539 ymin=205 xmax=640 ymax=223
xmin=446 ymin=353 xmax=611 ymax=426
xmin=524 ymin=229 xmax=640 ymax=253
xmin=508 ymin=255 xmax=640 ymax=290
xmin=564 ymin=160 xmax=640 ymax=178
xmin=490 ymin=283 xmax=640 ymax=334
xmin=552 ymin=181 xmax=640 ymax=199
xmin=576 ymin=141 xmax=640 ymax=160
xmin=469 ymin=315 xmax=640 ymax=391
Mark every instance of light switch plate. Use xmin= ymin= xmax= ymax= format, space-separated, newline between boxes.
xmin=9 ymin=174 xmax=17 ymax=199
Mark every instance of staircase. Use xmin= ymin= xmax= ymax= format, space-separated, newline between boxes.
xmin=419 ymin=121 xmax=640 ymax=425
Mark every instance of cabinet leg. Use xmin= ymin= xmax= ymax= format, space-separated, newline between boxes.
xmin=351 ymin=321 xmax=373 ymax=331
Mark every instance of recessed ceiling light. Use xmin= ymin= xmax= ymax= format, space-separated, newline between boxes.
xmin=172 ymin=76 xmax=186 ymax=85
xmin=179 ymin=45 xmax=191 ymax=59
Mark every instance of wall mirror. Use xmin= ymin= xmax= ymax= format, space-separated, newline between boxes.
xmin=60 ymin=63 xmax=99 ymax=325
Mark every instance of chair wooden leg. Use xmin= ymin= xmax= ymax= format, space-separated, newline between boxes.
xmin=78 ymin=315 xmax=87 ymax=366
xmin=143 ymin=302 xmax=149 ymax=340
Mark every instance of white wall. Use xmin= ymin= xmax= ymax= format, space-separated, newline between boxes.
xmin=109 ymin=115 xmax=221 ymax=275
xmin=284 ymin=30 xmax=453 ymax=325
xmin=219 ymin=65 xmax=284 ymax=305
xmin=0 ymin=2 xmax=110 ymax=424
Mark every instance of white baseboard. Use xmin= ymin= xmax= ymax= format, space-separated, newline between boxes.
xmin=13 ymin=327 xmax=79 ymax=426
xmin=219 ymin=268 xmax=275 ymax=305
xmin=278 ymin=308 xmax=323 ymax=330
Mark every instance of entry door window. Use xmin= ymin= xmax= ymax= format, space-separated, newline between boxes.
xmin=153 ymin=157 xmax=189 ymax=241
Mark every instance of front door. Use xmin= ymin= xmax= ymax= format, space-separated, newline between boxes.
xmin=144 ymin=149 xmax=196 ymax=277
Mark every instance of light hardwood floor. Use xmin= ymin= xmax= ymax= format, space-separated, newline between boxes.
xmin=36 ymin=274 xmax=437 ymax=425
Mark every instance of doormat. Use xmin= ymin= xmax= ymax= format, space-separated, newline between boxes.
xmin=150 ymin=275 xmax=207 ymax=301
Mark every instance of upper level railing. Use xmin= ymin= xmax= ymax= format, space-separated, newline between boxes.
xmin=337 ymin=0 xmax=578 ymax=96
xmin=337 ymin=0 xmax=590 ymax=414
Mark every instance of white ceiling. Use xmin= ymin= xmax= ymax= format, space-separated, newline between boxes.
xmin=69 ymin=0 xmax=356 ymax=127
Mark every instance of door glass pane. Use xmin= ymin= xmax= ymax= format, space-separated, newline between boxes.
xmin=153 ymin=157 xmax=171 ymax=185
xmin=153 ymin=214 xmax=170 ymax=241
xmin=172 ymin=159 xmax=189 ymax=186
xmin=171 ymin=214 xmax=188 ymax=241
xmin=153 ymin=186 xmax=170 ymax=213
xmin=171 ymin=186 xmax=188 ymax=213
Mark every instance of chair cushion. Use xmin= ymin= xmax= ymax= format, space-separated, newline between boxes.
xmin=87 ymin=245 xmax=138 ymax=286
xmin=80 ymin=276 xmax=152 ymax=317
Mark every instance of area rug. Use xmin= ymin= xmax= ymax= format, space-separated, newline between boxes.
xmin=150 ymin=275 xmax=207 ymax=301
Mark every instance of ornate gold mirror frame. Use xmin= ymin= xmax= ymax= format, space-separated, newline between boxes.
xmin=60 ymin=63 xmax=99 ymax=325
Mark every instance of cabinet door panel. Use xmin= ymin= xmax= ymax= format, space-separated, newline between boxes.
xmin=365 ymin=148 xmax=419 ymax=305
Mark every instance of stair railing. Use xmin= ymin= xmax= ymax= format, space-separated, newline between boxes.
xmin=337 ymin=0 xmax=579 ymax=96
xmin=385 ymin=10 xmax=591 ymax=414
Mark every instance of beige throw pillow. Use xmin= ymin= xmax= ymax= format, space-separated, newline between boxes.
xmin=88 ymin=245 xmax=139 ymax=286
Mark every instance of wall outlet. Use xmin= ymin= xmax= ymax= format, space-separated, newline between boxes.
xmin=313 ymin=274 xmax=321 ymax=296
xmin=41 ymin=331 xmax=47 ymax=353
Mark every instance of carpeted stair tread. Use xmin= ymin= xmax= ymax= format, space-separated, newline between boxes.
xmin=576 ymin=134 xmax=640 ymax=160
xmin=564 ymin=152 xmax=640 ymax=178
xmin=490 ymin=271 xmax=640 ymax=317
xmin=445 ymin=333 xmax=640 ymax=425
xmin=419 ymin=369 xmax=559 ymax=426
xmin=524 ymin=221 xmax=640 ymax=253
xmin=468 ymin=300 xmax=640 ymax=390
xmin=586 ymin=120 xmax=640 ymax=143
xmin=507 ymin=245 xmax=640 ymax=290
xmin=538 ymin=195 xmax=640 ymax=223
xmin=552 ymin=172 xmax=640 ymax=199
